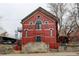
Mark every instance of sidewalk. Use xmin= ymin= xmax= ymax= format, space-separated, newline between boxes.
xmin=3 ymin=52 xmax=79 ymax=56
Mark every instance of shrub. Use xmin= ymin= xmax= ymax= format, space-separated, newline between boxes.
xmin=0 ymin=44 xmax=14 ymax=54
xmin=22 ymin=42 xmax=49 ymax=53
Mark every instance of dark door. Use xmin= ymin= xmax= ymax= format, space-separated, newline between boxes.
xmin=36 ymin=36 xmax=41 ymax=42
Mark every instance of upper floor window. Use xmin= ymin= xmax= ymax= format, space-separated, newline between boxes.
xmin=50 ymin=29 xmax=53 ymax=37
xmin=29 ymin=21 xmax=33 ymax=25
xmin=36 ymin=16 xmax=42 ymax=30
xmin=37 ymin=16 xmax=41 ymax=19
xmin=36 ymin=20 xmax=42 ymax=30
xmin=45 ymin=21 xmax=49 ymax=29
xmin=26 ymin=30 xmax=28 ymax=38
xmin=45 ymin=21 xmax=48 ymax=24
xmin=29 ymin=21 xmax=33 ymax=29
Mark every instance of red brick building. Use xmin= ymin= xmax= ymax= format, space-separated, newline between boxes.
xmin=21 ymin=7 xmax=59 ymax=49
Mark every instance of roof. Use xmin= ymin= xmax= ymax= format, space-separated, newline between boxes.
xmin=0 ymin=36 xmax=17 ymax=44
xmin=0 ymin=36 xmax=18 ymax=40
xmin=21 ymin=7 xmax=59 ymax=23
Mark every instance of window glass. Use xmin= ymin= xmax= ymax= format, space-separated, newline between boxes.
xmin=36 ymin=16 xmax=42 ymax=30
xmin=36 ymin=20 xmax=42 ymax=30
xmin=26 ymin=30 xmax=28 ymax=37
xmin=35 ymin=36 xmax=41 ymax=42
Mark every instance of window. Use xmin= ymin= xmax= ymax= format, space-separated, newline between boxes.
xmin=36 ymin=16 xmax=42 ymax=30
xmin=29 ymin=21 xmax=33 ymax=29
xmin=26 ymin=30 xmax=28 ymax=37
xmin=36 ymin=20 xmax=42 ymax=30
xmin=37 ymin=16 xmax=41 ymax=19
xmin=50 ymin=29 xmax=53 ymax=37
xmin=29 ymin=21 xmax=33 ymax=25
xmin=45 ymin=21 xmax=48 ymax=29
xmin=35 ymin=36 xmax=41 ymax=42
xmin=45 ymin=21 xmax=48 ymax=24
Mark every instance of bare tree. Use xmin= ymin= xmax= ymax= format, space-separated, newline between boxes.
xmin=48 ymin=3 xmax=79 ymax=37
xmin=76 ymin=3 xmax=79 ymax=28
xmin=48 ymin=3 xmax=68 ymax=35
xmin=48 ymin=3 xmax=68 ymax=34
xmin=66 ymin=3 xmax=79 ymax=36
xmin=64 ymin=13 xmax=77 ymax=36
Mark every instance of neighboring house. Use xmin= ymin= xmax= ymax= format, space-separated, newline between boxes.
xmin=20 ymin=7 xmax=59 ymax=49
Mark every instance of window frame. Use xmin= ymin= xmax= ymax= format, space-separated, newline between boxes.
xmin=35 ymin=16 xmax=42 ymax=30
xmin=29 ymin=21 xmax=33 ymax=29
xmin=50 ymin=29 xmax=53 ymax=37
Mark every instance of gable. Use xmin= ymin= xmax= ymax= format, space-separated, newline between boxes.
xmin=21 ymin=7 xmax=59 ymax=24
xmin=22 ymin=11 xmax=56 ymax=25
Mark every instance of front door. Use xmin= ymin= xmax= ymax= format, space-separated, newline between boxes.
xmin=36 ymin=36 xmax=41 ymax=42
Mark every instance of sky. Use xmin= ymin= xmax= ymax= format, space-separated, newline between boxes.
xmin=0 ymin=3 xmax=50 ymax=38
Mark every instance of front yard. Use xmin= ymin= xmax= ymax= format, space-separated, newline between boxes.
xmin=0 ymin=43 xmax=79 ymax=56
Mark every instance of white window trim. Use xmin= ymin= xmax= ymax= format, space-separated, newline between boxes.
xmin=50 ymin=28 xmax=54 ymax=37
